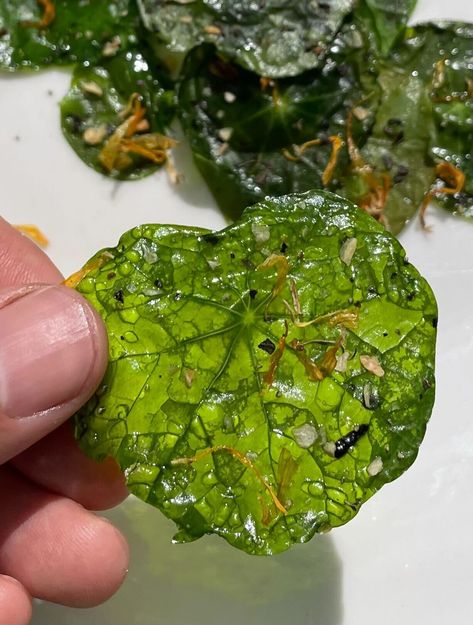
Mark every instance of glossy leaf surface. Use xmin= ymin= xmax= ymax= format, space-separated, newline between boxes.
xmin=0 ymin=0 xmax=139 ymax=70
xmin=60 ymin=49 xmax=176 ymax=179
xmin=75 ymin=190 xmax=437 ymax=555
xmin=137 ymin=0 xmax=355 ymax=78
xmin=178 ymin=41 xmax=378 ymax=220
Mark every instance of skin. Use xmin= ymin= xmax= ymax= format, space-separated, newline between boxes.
xmin=0 ymin=217 xmax=129 ymax=625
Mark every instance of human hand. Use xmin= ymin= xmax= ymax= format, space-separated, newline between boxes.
xmin=0 ymin=217 xmax=129 ymax=625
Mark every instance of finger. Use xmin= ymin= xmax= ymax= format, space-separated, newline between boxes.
xmin=0 ymin=575 xmax=32 ymax=625
xmin=0 ymin=285 xmax=108 ymax=462
xmin=12 ymin=422 xmax=129 ymax=511
xmin=0 ymin=216 xmax=62 ymax=287
xmin=0 ymin=466 xmax=129 ymax=607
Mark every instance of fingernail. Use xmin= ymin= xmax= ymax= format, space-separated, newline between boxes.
xmin=0 ymin=285 xmax=98 ymax=418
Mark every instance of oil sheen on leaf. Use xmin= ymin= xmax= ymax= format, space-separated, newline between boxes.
xmin=0 ymin=0 xmax=139 ymax=70
xmin=137 ymin=0 xmax=355 ymax=78
xmin=75 ymin=190 xmax=437 ymax=555
xmin=60 ymin=48 xmax=175 ymax=179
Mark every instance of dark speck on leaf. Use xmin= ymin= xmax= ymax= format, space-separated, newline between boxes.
xmin=107 ymin=272 xmax=116 ymax=280
xmin=154 ymin=278 xmax=163 ymax=288
xmin=407 ymin=292 xmax=415 ymax=301
xmin=258 ymin=338 xmax=276 ymax=354
xmin=203 ymin=234 xmax=220 ymax=245
xmin=174 ymin=292 xmax=182 ymax=301
xmin=120 ymin=335 xmax=125 ymax=341
xmin=280 ymin=241 xmax=288 ymax=254
xmin=334 ymin=424 xmax=369 ymax=458
xmin=249 ymin=289 xmax=258 ymax=299
xmin=114 ymin=289 xmax=124 ymax=304
xmin=393 ymin=165 xmax=410 ymax=184
xmin=432 ymin=317 xmax=438 ymax=328
xmin=230 ymin=252 xmax=236 ymax=259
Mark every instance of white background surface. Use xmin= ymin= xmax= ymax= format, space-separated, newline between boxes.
xmin=1 ymin=1 xmax=473 ymax=623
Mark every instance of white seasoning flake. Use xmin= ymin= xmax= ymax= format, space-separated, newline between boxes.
xmin=335 ymin=350 xmax=350 ymax=373
xmin=184 ymin=369 xmax=196 ymax=388
xmin=339 ymin=237 xmax=357 ymax=266
xmin=82 ymin=124 xmax=108 ymax=146
xmin=102 ymin=35 xmax=121 ymax=57
xmin=352 ymin=106 xmax=370 ymax=121
xmin=217 ymin=127 xmax=233 ymax=142
xmin=80 ymin=81 xmax=103 ymax=97
xmin=323 ymin=441 xmax=336 ymax=458
xmin=179 ymin=15 xmax=193 ymax=23
xmin=367 ymin=457 xmax=383 ymax=476
xmin=251 ymin=223 xmax=270 ymax=243
xmin=207 ymin=259 xmax=220 ymax=270
xmin=363 ymin=383 xmax=372 ymax=408
xmin=143 ymin=250 xmax=158 ymax=265
xmin=360 ymin=354 xmax=385 ymax=377
xmin=203 ymin=24 xmax=222 ymax=36
xmin=293 ymin=423 xmax=318 ymax=449
xmin=224 ymin=91 xmax=236 ymax=103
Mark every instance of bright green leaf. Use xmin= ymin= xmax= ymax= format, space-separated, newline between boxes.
xmin=75 ymin=190 xmax=437 ymax=555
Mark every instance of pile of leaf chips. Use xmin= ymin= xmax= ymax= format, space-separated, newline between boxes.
xmin=74 ymin=190 xmax=437 ymax=554
xmin=1 ymin=1 xmax=472 ymax=230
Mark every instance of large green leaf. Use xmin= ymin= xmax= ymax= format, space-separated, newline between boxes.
xmin=60 ymin=48 xmax=176 ymax=180
xmin=75 ymin=190 xmax=437 ymax=555
xmin=178 ymin=40 xmax=378 ymax=220
xmin=0 ymin=0 xmax=139 ymax=70
xmin=137 ymin=0 xmax=355 ymax=78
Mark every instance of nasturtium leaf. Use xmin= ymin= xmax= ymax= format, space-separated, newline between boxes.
xmin=353 ymin=0 xmax=417 ymax=56
xmin=178 ymin=41 xmax=378 ymax=220
xmin=0 ymin=0 xmax=139 ymax=71
xmin=75 ymin=190 xmax=437 ymax=555
xmin=391 ymin=22 xmax=473 ymax=218
xmin=60 ymin=48 xmax=176 ymax=180
xmin=137 ymin=0 xmax=355 ymax=78
xmin=339 ymin=66 xmax=435 ymax=234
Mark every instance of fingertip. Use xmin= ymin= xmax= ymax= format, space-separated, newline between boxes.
xmin=0 ymin=575 xmax=32 ymax=625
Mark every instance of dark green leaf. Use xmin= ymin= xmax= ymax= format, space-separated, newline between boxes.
xmin=340 ymin=67 xmax=435 ymax=234
xmin=391 ymin=23 xmax=473 ymax=218
xmin=137 ymin=0 xmax=356 ymax=78
xmin=0 ymin=0 xmax=139 ymax=70
xmin=60 ymin=48 xmax=176 ymax=180
xmin=353 ymin=0 xmax=417 ymax=56
xmin=75 ymin=190 xmax=437 ymax=555
xmin=178 ymin=42 xmax=378 ymax=220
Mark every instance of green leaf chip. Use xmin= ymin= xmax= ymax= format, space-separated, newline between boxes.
xmin=137 ymin=0 xmax=355 ymax=78
xmin=75 ymin=190 xmax=437 ymax=555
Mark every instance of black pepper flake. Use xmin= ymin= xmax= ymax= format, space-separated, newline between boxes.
xmin=383 ymin=118 xmax=404 ymax=144
xmin=113 ymin=289 xmax=124 ymax=304
xmin=174 ymin=291 xmax=182 ymax=301
xmin=154 ymin=278 xmax=163 ymax=288
xmin=393 ymin=164 xmax=410 ymax=184
xmin=107 ymin=272 xmax=116 ymax=280
xmin=230 ymin=252 xmax=236 ymax=259
xmin=334 ymin=424 xmax=369 ymax=459
xmin=203 ymin=234 xmax=220 ymax=245
xmin=249 ymin=289 xmax=258 ymax=299
xmin=406 ymin=292 xmax=415 ymax=301
xmin=432 ymin=317 xmax=438 ymax=328
xmin=258 ymin=338 xmax=276 ymax=355
xmin=280 ymin=241 xmax=288 ymax=254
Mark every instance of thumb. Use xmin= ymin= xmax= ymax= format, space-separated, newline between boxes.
xmin=0 ymin=284 xmax=108 ymax=463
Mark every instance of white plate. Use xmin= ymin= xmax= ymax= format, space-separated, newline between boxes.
xmin=1 ymin=2 xmax=473 ymax=623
